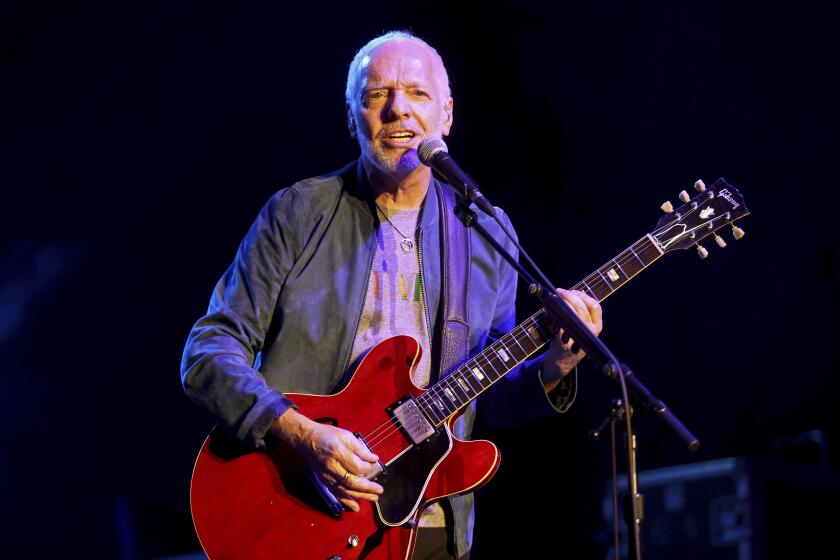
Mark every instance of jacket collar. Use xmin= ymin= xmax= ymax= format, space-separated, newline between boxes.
xmin=351 ymin=158 xmax=441 ymax=231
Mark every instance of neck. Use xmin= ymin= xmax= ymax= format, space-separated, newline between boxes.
xmin=363 ymin=159 xmax=431 ymax=210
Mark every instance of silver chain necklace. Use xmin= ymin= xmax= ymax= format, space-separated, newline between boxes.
xmin=375 ymin=203 xmax=418 ymax=253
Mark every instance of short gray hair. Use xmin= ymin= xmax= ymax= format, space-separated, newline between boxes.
xmin=345 ymin=30 xmax=450 ymax=107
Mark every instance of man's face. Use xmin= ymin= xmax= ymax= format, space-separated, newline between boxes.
xmin=348 ymin=40 xmax=453 ymax=174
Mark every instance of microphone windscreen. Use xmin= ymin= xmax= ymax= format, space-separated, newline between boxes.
xmin=417 ymin=137 xmax=448 ymax=166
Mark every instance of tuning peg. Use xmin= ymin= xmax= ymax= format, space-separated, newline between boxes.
xmin=714 ymin=234 xmax=727 ymax=248
xmin=694 ymin=179 xmax=706 ymax=192
xmin=679 ymin=190 xmax=690 ymax=203
xmin=732 ymin=225 xmax=745 ymax=240
xmin=661 ymin=201 xmax=674 ymax=213
xmin=697 ymin=244 xmax=709 ymax=259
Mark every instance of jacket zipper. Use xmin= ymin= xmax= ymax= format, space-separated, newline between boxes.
xmin=415 ymin=228 xmax=434 ymax=385
xmin=340 ymin=231 xmax=377 ymax=380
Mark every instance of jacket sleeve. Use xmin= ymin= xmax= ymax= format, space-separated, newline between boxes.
xmin=181 ymin=188 xmax=304 ymax=449
xmin=475 ymin=208 xmax=578 ymax=431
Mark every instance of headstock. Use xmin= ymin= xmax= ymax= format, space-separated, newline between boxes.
xmin=653 ymin=179 xmax=749 ymax=258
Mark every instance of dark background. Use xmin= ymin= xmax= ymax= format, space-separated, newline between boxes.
xmin=2 ymin=1 xmax=838 ymax=557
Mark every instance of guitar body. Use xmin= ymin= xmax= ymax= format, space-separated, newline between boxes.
xmin=190 ymin=335 xmax=501 ymax=559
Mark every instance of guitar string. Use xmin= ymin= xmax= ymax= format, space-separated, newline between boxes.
xmin=361 ymin=236 xmax=664 ymax=450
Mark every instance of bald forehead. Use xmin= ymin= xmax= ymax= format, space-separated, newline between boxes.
xmin=350 ymin=39 xmax=451 ymax=103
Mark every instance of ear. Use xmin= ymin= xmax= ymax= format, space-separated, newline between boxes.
xmin=346 ymin=103 xmax=356 ymax=139
xmin=442 ymin=97 xmax=454 ymax=136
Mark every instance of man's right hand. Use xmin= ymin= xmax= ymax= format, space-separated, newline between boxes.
xmin=269 ymin=408 xmax=384 ymax=512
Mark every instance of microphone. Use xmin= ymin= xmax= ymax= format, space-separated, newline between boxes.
xmin=417 ymin=137 xmax=496 ymax=216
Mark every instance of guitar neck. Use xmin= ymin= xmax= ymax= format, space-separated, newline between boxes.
xmin=417 ymin=234 xmax=664 ymax=426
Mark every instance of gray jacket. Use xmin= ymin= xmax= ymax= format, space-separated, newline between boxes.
xmin=181 ymin=160 xmax=574 ymax=556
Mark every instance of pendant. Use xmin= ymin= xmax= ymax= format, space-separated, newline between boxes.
xmin=400 ymin=238 xmax=414 ymax=253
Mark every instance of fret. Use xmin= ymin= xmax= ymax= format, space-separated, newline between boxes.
xmin=432 ymin=394 xmax=448 ymax=415
xmin=479 ymin=354 xmax=503 ymax=380
xmin=442 ymin=384 xmax=461 ymax=407
xmin=507 ymin=330 xmax=528 ymax=356
xmin=431 ymin=384 xmax=455 ymax=410
xmin=455 ymin=375 xmax=474 ymax=397
xmin=628 ymin=244 xmax=645 ymax=267
xmin=460 ymin=366 xmax=483 ymax=393
xmin=611 ymin=258 xmax=628 ymax=279
xmin=618 ymin=251 xmax=644 ymax=278
xmin=470 ymin=365 xmax=488 ymax=385
xmin=596 ymin=269 xmax=614 ymax=293
xmin=526 ymin=324 xmax=544 ymax=345
xmin=446 ymin=376 xmax=468 ymax=401
xmin=523 ymin=329 xmax=542 ymax=353
xmin=495 ymin=345 xmax=511 ymax=364
xmin=575 ymin=275 xmax=598 ymax=299
xmin=496 ymin=335 xmax=516 ymax=359
xmin=421 ymin=399 xmax=444 ymax=424
xmin=531 ymin=316 xmax=552 ymax=343
xmin=598 ymin=263 xmax=627 ymax=293
xmin=580 ymin=278 xmax=597 ymax=300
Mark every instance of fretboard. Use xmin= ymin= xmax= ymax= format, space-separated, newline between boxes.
xmin=416 ymin=234 xmax=664 ymax=425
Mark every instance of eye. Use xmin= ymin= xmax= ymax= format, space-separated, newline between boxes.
xmin=365 ymin=90 xmax=387 ymax=101
xmin=412 ymin=89 xmax=429 ymax=98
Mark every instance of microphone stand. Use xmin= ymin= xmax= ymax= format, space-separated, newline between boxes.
xmin=449 ymin=189 xmax=699 ymax=560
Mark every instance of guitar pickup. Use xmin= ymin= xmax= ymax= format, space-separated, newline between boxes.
xmin=387 ymin=396 xmax=435 ymax=445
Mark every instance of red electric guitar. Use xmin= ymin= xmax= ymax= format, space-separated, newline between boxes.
xmin=190 ymin=179 xmax=749 ymax=559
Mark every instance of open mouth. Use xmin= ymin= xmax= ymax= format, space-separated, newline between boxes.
xmin=383 ymin=130 xmax=418 ymax=144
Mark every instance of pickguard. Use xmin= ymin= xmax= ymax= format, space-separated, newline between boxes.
xmin=374 ymin=424 xmax=451 ymax=526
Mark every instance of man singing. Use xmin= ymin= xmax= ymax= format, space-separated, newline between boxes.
xmin=182 ymin=30 xmax=603 ymax=559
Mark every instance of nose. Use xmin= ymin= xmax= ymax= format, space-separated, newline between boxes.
xmin=385 ymin=89 xmax=411 ymax=121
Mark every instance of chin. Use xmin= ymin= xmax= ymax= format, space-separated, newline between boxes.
xmin=363 ymin=143 xmax=421 ymax=174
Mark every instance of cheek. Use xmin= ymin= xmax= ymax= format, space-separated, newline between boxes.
xmin=422 ymin=109 xmax=448 ymax=133
xmin=355 ymin=112 xmax=380 ymax=138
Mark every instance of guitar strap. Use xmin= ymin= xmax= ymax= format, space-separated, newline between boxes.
xmin=434 ymin=180 xmax=471 ymax=378
xmin=433 ymin=179 xmax=472 ymax=557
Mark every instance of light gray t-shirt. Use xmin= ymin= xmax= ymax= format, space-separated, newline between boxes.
xmin=349 ymin=206 xmax=432 ymax=387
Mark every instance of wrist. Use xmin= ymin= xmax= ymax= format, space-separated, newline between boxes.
xmin=269 ymin=408 xmax=310 ymax=446
xmin=540 ymin=355 xmax=569 ymax=383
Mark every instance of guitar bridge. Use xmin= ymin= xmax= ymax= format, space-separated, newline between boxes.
xmin=387 ymin=396 xmax=435 ymax=445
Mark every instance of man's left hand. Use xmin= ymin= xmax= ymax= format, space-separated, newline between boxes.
xmin=541 ymin=288 xmax=603 ymax=389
